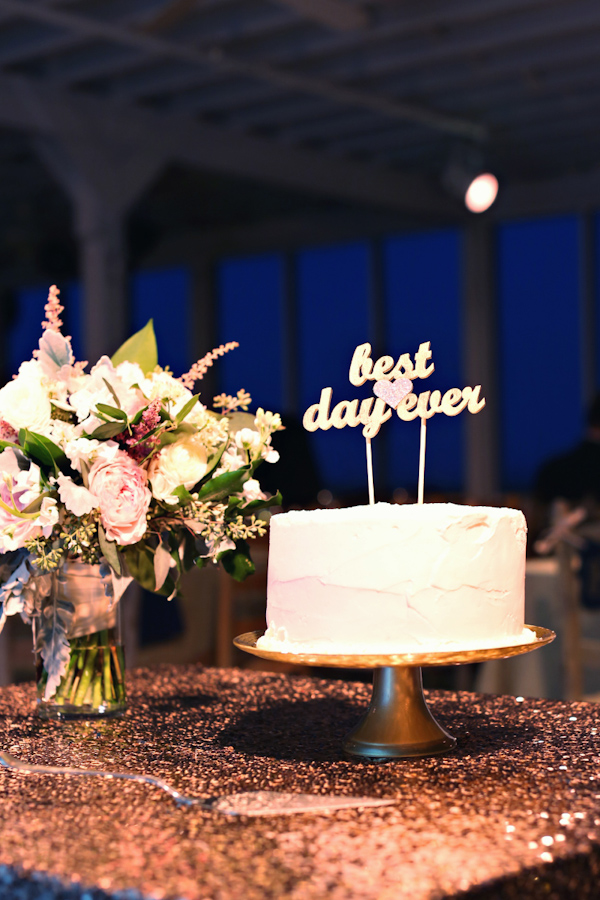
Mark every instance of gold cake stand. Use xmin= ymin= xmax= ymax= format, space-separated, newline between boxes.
xmin=234 ymin=626 xmax=555 ymax=760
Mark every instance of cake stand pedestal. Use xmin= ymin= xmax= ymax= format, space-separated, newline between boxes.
xmin=234 ymin=626 xmax=555 ymax=760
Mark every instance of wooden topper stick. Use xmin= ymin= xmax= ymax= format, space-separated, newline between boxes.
xmin=418 ymin=416 xmax=427 ymax=505
xmin=366 ymin=437 xmax=375 ymax=505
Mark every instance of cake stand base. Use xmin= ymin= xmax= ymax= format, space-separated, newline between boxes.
xmin=233 ymin=626 xmax=555 ymax=760
xmin=343 ymin=666 xmax=456 ymax=759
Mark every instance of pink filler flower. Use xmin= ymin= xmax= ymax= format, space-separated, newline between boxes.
xmin=88 ymin=451 xmax=151 ymax=546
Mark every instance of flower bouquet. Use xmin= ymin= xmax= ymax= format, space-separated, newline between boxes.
xmin=0 ymin=286 xmax=282 ymax=715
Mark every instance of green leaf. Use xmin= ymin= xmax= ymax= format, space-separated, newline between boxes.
xmin=111 ymin=320 xmax=158 ymax=375
xmin=203 ymin=438 xmax=228 ymax=480
xmin=196 ymin=466 xmax=251 ymax=502
xmin=102 ymin=378 xmax=122 ymax=409
xmin=87 ymin=422 xmax=127 ymax=440
xmin=156 ymin=424 xmax=196 ymax=450
xmin=175 ymin=394 xmax=200 ymax=426
xmin=0 ymin=439 xmax=21 ymax=452
xmin=98 ymin=523 xmax=121 ymax=576
xmin=95 ymin=403 xmax=128 ymax=422
xmin=218 ymin=540 xmax=255 ymax=582
xmin=238 ymin=491 xmax=282 ymax=514
xmin=19 ymin=429 xmax=67 ymax=476
xmin=21 ymin=490 xmax=56 ymax=515
xmin=124 ymin=543 xmax=157 ymax=592
xmin=225 ymin=412 xmax=257 ymax=434
xmin=171 ymin=485 xmax=195 ymax=504
xmin=181 ymin=531 xmax=200 ymax=571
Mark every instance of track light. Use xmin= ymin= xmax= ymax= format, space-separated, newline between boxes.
xmin=442 ymin=148 xmax=499 ymax=214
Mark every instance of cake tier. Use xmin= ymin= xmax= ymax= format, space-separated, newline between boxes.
xmin=259 ymin=502 xmax=528 ymax=654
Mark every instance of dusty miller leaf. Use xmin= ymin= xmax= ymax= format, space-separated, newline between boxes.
xmin=37 ymin=594 xmax=74 ymax=701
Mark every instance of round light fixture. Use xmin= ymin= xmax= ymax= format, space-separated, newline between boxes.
xmin=464 ymin=172 xmax=499 ymax=214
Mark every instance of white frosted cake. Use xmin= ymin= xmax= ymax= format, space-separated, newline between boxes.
xmin=257 ymin=502 xmax=531 ymax=654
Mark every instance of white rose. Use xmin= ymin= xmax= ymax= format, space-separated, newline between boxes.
xmin=0 ymin=363 xmax=51 ymax=434
xmin=148 ymin=434 xmax=209 ymax=504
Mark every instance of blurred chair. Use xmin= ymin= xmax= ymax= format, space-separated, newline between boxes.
xmin=0 ymin=615 xmax=35 ymax=685
xmin=134 ymin=565 xmax=219 ymax=668
xmin=215 ymin=533 xmax=269 ymax=667
xmin=556 ymin=519 xmax=600 ymax=701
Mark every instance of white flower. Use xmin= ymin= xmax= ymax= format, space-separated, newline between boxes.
xmin=55 ymin=474 xmax=99 ymax=517
xmin=264 ymin=448 xmax=280 ymax=464
xmin=38 ymin=496 xmax=59 ymax=530
xmin=115 ymin=361 xmax=146 ymax=389
xmin=0 ymin=451 xmax=58 ymax=552
xmin=69 ymin=356 xmax=146 ymax=433
xmin=148 ymin=433 xmax=209 ymax=504
xmin=217 ymin=448 xmax=246 ymax=474
xmin=63 ymin=438 xmax=120 ymax=472
xmin=254 ymin=408 xmax=282 ymax=431
xmin=205 ymin=536 xmax=235 ymax=556
xmin=242 ymin=479 xmax=266 ymax=502
xmin=235 ymin=428 xmax=261 ymax=453
xmin=45 ymin=420 xmax=81 ymax=445
xmin=146 ymin=370 xmax=192 ymax=407
xmin=0 ymin=361 xmax=51 ymax=434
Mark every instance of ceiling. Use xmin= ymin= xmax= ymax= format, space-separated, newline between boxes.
xmin=0 ymin=0 xmax=599 ymax=276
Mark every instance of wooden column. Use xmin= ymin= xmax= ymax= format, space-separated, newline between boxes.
xmin=579 ymin=212 xmax=597 ymax=410
xmin=462 ymin=221 xmax=500 ymax=503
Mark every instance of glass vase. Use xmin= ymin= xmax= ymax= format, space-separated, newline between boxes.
xmin=33 ymin=560 xmax=126 ymax=719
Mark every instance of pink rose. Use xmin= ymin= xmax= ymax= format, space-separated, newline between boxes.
xmin=88 ymin=451 xmax=151 ymax=546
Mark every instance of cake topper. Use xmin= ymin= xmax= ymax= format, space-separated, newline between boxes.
xmin=302 ymin=341 xmax=485 ymax=505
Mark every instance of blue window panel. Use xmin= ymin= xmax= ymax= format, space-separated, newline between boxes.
xmin=217 ymin=254 xmax=284 ymax=414
xmin=132 ymin=267 xmax=192 ymax=377
xmin=595 ymin=212 xmax=600 ymax=389
xmin=12 ymin=282 xmax=86 ymax=375
xmin=65 ymin=281 xmax=83 ymax=363
xmin=498 ymin=215 xmax=582 ymax=491
xmin=384 ymin=229 xmax=463 ymax=495
xmin=9 ymin=285 xmax=48 ymax=376
xmin=13 ymin=269 xmax=191 ymax=381
xmin=297 ymin=242 xmax=370 ymax=494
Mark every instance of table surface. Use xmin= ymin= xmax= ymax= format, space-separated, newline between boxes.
xmin=1 ymin=665 xmax=600 ymax=900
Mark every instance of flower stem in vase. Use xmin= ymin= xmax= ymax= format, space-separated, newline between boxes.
xmin=34 ymin=562 xmax=127 ymax=719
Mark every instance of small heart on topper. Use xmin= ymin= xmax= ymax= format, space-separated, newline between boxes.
xmin=373 ymin=377 xmax=413 ymax=409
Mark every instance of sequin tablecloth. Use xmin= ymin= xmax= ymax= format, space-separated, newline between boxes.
xmin=1 ymin=665 xmax=600 ymax=900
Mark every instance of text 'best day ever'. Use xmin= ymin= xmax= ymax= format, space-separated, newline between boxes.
xmin=302 ymin=342 xmax=485 ymax=438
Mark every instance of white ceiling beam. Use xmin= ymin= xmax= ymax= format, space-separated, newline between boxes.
xmin=0 ymin=73 xmax=457 ymax=221
xmin=375 ymin=29 xmax=600 ymax=101
xmin=271 ymin=0 xmax=368 ymax=32
xmin=293 ymin=1 xmax=600 ymax=85
xmin=0 ymin=0 xmax=485 ymax=140
xmin=253 ymin=0 xmax=558 ymax=69
xmin=235 ymin=0 xmax=552 ymax=68
xmin=48 ymin=4 xmax=288 ymax=89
